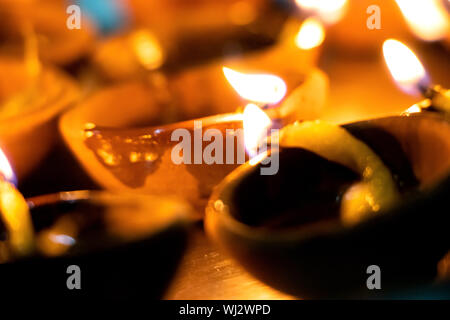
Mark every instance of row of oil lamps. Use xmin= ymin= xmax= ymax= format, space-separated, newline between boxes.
xmin=0 ymin=0 xmax=449 ymax=299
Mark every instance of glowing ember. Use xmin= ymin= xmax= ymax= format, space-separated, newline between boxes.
xmin=383 ymin=39 xmax=428 ymax=94
xmin=395 ymin=0 xmax=449 ymax=42
xmin=223 ymin=67 xmax=287 ymax=104
xmin=243 ymin=103 xmax=271 ymax=159
xmin=295 ymin=17 xmax=326 ymax=50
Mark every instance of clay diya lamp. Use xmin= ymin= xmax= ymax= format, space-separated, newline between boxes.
xmin=0 ymin=56 xmax=79 ymax=180
xmin=0 ymin=188 xmax=191 ymax=299
xmin=60 ymin=63 xmax=328 ymax=216
xmin=0 ymin=0 xmax=95 ymax=65
xmin=205 ymin=112 xmax=450 ymax=298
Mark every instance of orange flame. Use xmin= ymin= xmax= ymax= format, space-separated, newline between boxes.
xmin=383 ymin=39 xmax=428 ymax=94
xmin=223 ymin=67 xmax=287 ymax=104
xmin=243 ymin=103 xmax=271 ymax=159
xmin=396 ymin=0 xmax=449 ymax=42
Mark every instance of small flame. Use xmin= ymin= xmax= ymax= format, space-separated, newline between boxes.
xmin=223 ymin=67 xmax=287 ymax=104
xmin=295 ymin=17 xmax=326 ymax=50
xmin=383 ymin=39 xmax=428 ymax=94
xmin=295 ymin=0 xmax=348 ymax=24
xmin=243 ymin=103 xmax=272 ymax=158
xmin=395 ymin=0 xmax=449 ymax=42
xmin=130 ymin=29 xmax=164 ymax=70
xmin=0 ymin=147 xmax=16 ymax=184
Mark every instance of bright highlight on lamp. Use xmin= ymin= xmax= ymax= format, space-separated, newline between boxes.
xmin=223 ymin=67 xmax=287 ymax=104
xmin=382 ymin=39 xmax=428 ymax=94
xmin=395 ymin=0 xmax=449 ymax=41
xmin=295 ymin=17 xmax=326 ymax=50
xmin=243 ymin=103 xmax=272 ymax=159
xmin=295 ymin=0 xmax=348 ymax=24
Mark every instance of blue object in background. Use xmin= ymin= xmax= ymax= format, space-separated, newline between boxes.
xmin=73 ymin=0 xmax=131 ymax=35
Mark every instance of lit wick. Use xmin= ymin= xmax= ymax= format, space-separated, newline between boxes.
xmin=223 ymin=67 xmax=283 ymax=160
xmin=418 ymin=84 xmax=450 ymax=114
xmin=383 ymin=39 xmax=450 ymax=114
xmin=0 ymin=148 xmax=34 ymax=257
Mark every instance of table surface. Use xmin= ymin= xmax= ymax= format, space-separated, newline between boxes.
xmin=164 ymin=225 xmax=294 ymax=300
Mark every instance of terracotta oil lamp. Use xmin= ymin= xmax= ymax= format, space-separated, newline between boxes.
xmin=0 ymin=0 xmax=95 ymax=65
xmin=0 ymin=190 xmax=191 ymax=299
xmin=0 ymin=148 xmax=191 ymax=299
xmin=0 ymin=55 xmax=79 ymax=180
xmin=60 ymin=63 xmax=328 ymax=216
xmin=205 ymin=112 xmax=450 ymax=298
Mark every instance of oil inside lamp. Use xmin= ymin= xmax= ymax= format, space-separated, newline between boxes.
xmin=383 ymin=39 xmax=450 ymax=114
xmin=63 ymin=68 xmax=287 ymax=214
xmin=223 ymin=67 xmax=282 ymax=160
xmin=395 ymin=0 xmax=449 ymax=42
xmin=382 ymin=39 xmax=428 ymax=95
xmin=206 ymin=113 xmax=450 ymax=298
